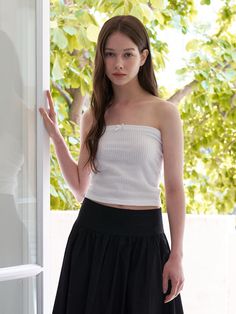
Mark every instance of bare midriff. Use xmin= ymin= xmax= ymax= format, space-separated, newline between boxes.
xmin=94 ymin=200 xmax=161 ymax=210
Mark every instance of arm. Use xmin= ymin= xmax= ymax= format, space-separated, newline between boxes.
xmin=161 ymin=101 xmax=185 ymax=258
xmin=51 ymin=133 xmax=81 ymax=201
xmin=159 ymin=101 xmax=185 ymax=302
xmin=39 ymin=90 xmax=91 ymax=202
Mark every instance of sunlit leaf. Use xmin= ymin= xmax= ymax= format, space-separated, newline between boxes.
xmin=86 ymin=24 xmax=100 ymax=43
xmin=52 ymin=55 xmax=64 ymax=81
xmin=186 ymin=39 xmax=200 ymax=51
xmin=63 ymin=26 xmax=77 ymax=36
xmin=52 ymin=28 xmax=68 ymax=49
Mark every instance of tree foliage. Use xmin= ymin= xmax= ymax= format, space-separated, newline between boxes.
xmin=49 ymin=0 xmax=236 ymax=213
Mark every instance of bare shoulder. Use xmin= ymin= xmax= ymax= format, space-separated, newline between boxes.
xmin=154 ymin=97 xmax=179 ymax=114
xmin=152 ymin=98 xmax=181 ymax=131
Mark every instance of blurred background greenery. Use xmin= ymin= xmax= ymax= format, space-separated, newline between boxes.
xmin=49 ymin=0 xmax=236 ymax=214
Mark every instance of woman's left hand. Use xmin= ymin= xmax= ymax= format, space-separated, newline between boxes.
xmin=162 ymin=255 xmax=185 ymax=303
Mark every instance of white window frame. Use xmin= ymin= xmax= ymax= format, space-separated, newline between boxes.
xmin=0 ymin=0 xmax=50 ymax=313
xmin=36 ymin=0 xmax=50 ymax=313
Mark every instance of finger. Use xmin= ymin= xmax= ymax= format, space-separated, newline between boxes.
xmin=39 ymin=107 xmax=50 ymax=117
xmin=164 ymin=275 xmax=185 ymax=303
xmin=39 ymin=107 xmax=53 ymax=124
xmin=46 ymin=91 xmax=57 ymax=124
xmin=162 ymin=273 xmax=169 ymax=294
xmin=164 ymin=280 xmax=178 ymax=303
xmin=46 ymin=90 xmax=56 ymax=113
xmin=39 ymin=107 xmax=47 ymax=116
xmin=175 ymin=280 xmax=184 ymax=296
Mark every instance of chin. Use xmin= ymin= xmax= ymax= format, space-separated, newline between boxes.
xmin=112 ymin=80 xmax=128 ymax=86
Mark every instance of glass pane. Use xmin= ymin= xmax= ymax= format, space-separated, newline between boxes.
xmin=0 ymin=1 xmax=36 ymax=267
xmin=0 ymin=276 xmax=37 ymax=314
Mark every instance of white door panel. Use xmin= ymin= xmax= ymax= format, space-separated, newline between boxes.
xmin=0 ymin=0 xmax=50 ymax=313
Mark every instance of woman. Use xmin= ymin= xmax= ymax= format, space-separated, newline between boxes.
xmin=39 ymin=15 xmax=185 ymax=314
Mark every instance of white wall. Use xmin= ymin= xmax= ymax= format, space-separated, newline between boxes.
xmin=49 ymin=211 xmax=236 ymax=314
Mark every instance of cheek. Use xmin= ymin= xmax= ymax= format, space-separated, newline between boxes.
xmin=128 ymin=58 xmax=140 ymax=67
xmin=129 ymin=60 xmax=140 ymax=72
xmin=104 ymin=59 xmax=113 ymax=71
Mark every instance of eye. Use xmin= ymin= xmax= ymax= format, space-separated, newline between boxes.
xmin=104 ymin=52 xmax=114 ymax=57
xmin=124 ymin=52 xmax=133 ymax=57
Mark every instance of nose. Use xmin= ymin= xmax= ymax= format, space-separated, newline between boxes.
xmin=115 ymin=56 xmax=124 ymax=70
xmin=115 ymin=63 xmax=123 ymax=70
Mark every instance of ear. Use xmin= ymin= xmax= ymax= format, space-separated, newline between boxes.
xmin=140 ymin=49 xmax=149 ymax=66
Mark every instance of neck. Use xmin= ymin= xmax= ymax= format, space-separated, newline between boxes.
xmin=111 ymin=78 xmax=148 ymax=106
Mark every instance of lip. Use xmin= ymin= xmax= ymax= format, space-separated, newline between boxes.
xmin=112 ymin=73 xmax=127 ymax=77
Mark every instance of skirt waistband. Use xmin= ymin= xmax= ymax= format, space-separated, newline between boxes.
xmin=77 ymin=197 xmax=164 ymax=236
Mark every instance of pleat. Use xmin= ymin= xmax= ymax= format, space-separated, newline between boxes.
xmin=52 ymin=198 xmax=184 ymax=314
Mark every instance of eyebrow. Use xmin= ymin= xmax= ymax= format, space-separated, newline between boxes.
xmin=104 ymin=48 xmax=135 ymax=51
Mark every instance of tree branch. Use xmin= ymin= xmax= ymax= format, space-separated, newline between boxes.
xmin=63 ymin=0 xmax=74 ymax=5
xmin=52 ymin=80 xmax=71 ymax=108
xmin=167 ymin=80 xmax=198 ymax=105
xmin=66 ymin=87 xmax=86 ymax=125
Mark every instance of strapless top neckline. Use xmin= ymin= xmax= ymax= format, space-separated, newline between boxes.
xmin=105 ymin=124 xmax=161 ymax=136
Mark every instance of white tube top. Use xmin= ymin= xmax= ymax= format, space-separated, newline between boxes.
xmin=84 ymin=124 xmax=163 ymax=206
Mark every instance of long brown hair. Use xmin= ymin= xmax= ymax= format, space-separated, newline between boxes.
xmin=84 ymin=15 xmax=159 ymax=173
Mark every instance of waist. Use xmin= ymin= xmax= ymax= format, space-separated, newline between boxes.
xmin=85 ymin=186 xmax=162 ymax=207
xmin=77 ymin=197 xmax=164 ymax=236
xmin=91 ymin=199 xmax=161 ymax=210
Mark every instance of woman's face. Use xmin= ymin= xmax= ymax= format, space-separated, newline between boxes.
xmin=104 ymin=31 xmax=148 ymax=86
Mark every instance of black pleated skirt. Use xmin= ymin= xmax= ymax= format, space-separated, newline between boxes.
xmin=52 ymin=197 xmax=184 ymax=314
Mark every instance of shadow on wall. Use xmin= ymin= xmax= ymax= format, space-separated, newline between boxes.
xmin=0 ymin=29 xmax=27 ymax=314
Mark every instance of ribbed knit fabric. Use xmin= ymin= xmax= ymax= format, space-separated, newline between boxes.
xmin=85 ymin=124 xmax=163 ymax=206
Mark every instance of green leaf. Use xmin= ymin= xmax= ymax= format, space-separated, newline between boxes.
xmin=52 ymin=28 xmax=68 ymax=49
xmin=63 ymin=26 xmax=77 ymax=36
xmin=113 ymin=3 xmax=125 ymax=15
xmin=52 ymin=55 xmax=64 ymax=81
xmin=216 ymin=72 xmax=225 ymax=81
xmin=77 ymin=27 xmax=90 ymax=49
xmin=176 ymin=67 xmax=187 ymax=75
xmin=200 ymin=0 xmax=211 ymax=4
xmin=140 ymin=3 xmax=154 ymax=20
xmin=130 ymin=5 xmax=143 ymax=21
xmin=155 ymin=10 xmax=165 ymax=25
xmin=186 ymin=39 xmax=200 ymax=51
xmin=68 ymin=35 xmax=79 ymax=53
xmin=223 ymin=69 xmax=236 ymax=81
xmin=231 ymin=51 xmax=236 ymax=62
xmin=50 ymin=20 xmax=58 ymax=29
xmin=150 ymin=0 xmax=165 ymax=10
xmin=50 ymin=184 xmax=58 ymax=197
xmin=86 ymin=24 xmax=100 ymax=43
